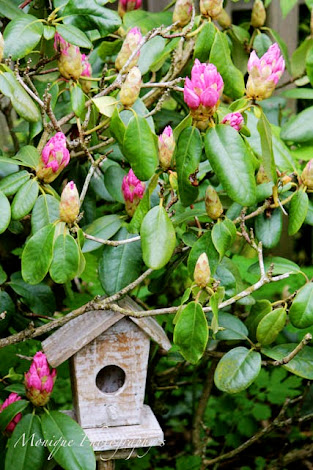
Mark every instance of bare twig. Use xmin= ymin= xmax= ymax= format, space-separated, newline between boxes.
xmin=273 ymin=333 xmax=312 ymax=366
xmin=83 ymin=233 xmax=141 ymax=247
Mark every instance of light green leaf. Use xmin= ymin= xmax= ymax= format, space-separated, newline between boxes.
xmin=262 ymin=344 xmax=313 ymax=379
xmin=83 ymin=214 xmax=122 ymax=252
xmin=212 ymin=218 xmax=237 ymax=260
xmin=257 ymin=109 xmax=277 ymax=182
xmin=14 ymin=146 xmax=40 ymax=169
xmin=248 ymin=256 xmax=301 ymax=276
xmin=0 ymin=0 xmax=24 ymax=20
xmin=208 ymin=311 xmax=249 ymax=341
xmin=56 ymin=23 xmax=92 ymax=48
xmin=31 ymin=194 xmax=60 ymax=234
xmin=288 ymin=189 xmax=309 ymax=236
xmin=71 ymin=85 xmax=85 ymax=118
xmin=22 ymin=224 xmax=55 ymax=285
xmin=11 ymin=179 xmax=39 ymax=220
xmin=255 ymin=208 xmax=282 ymax=249
xmin=0 ymin=191 xmax=11 ymax=234
xmin=256 ymin=308 xmax=287 ymax=345
xmin=289 ymin=283 xmax=313 ymax=328
xmin=0 ymin=170 xmax=30 ymax=196
xmin=194 ymin=21 xmax=216 ymax=62
xmin=3 ymin=15 xmax=43 ymax=60
xmin=49 ymin=234 xmax=80 ymax=284
xmin=281 ymin=106 xmax=313 ymax=143
xmin=92 ymin=96 xmax=119 ymax=118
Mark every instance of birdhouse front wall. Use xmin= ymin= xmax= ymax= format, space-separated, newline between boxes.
xmin=70 ymin=318 xmax=150 ymax=428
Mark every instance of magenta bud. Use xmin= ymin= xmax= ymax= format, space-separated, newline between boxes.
xmin=80 ymin=54 xmax=92 ymax=93
xmin=36 ymin=132 xmax=70 ymax=183
xmin=0 ymin=393 xmax=22 ymax=433
xmin=118 ymin=0 xmax=142 ymax=17
xmin=222 ymin=112 xmax=244 ymax=131
xmin=122 ymin=169 xmax=145 ymax=217
xmin=194 ymin=252 xmax=211 ymax=288
xmin=59 ymin=181 xmax=80 ymax=225
xmin=25 ymin=352 xmax=57 ymax=407
xmin=54 ymin=33 xmax=82 ymax=81
xmin=158 ymin=126 xmax=175 ymax=170
xmin=115 ymin=27 xmax=142 ymax=71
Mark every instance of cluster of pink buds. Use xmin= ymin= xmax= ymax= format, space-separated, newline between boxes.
xmin=246 ymin=43 xmax=285 ymax=101
xmin=173 ymin=0 xmax=193 ymax=27
xmin=59 ymin=181 xmax=80 ymax=225
xmin=301 ymin=160 xmax=313 ymax=189
xmin=0 ymin=393 xmax=22 ymax=433
xmin=118 ymin=0 xmax=142 ymax=17
xmin=184 ymin=59 xmax=224 ymax=126
xmin=222 ymin=112 xmax=244 ymax=132
xmin=36 ymin=132 xmax=70 ymax=183
xmin=115 ymin=27 xmax=142 ymax=71
xmin=200 ymin=0 xmax=223 ymax=19
xmin=158 ymin=126 xmax=175 ymax=170
xmin=80 ymin=54 xmax=92 ymax=93
xmin=122 ymin=169 xmax=145 ymax=217
xmin=25 ymin=352 xmax=57 ymax=407
xmin=54 ymin=33 xmax=82 ymax=81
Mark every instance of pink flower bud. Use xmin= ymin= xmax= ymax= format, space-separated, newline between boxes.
xmin=36 ymin=132 xmax=70 ymax=183
xmin=194 ymin=253 xmax=211 ymax=288
xmin=115 ymin=27 xmax=142 ymax=71
xmin=25 ymin=352 xmax=57 ymax=407
xmin=118 ymin=0 xmax=142 ymax=17
xmin=173 ymin=0 xmax=194 ymax=27
xmin=0 ymin=393 xmax=22 ymax=433
xmin=184 ymin=59 xmax=224 ymax=123
xmin=246 ymin=43 xmax=285 ymax=101
xmin=0 ymin=33 xmax=4 ymax=63
xmin=54 ymin=33 xmax=82 ymax=81
xmin=158 ymin=126 xmax=175 ymax=170
xmin=122 ymin=169 xmax=145 ymax=217
xmin=301 ymin=159 xmax=313 ymax=189
xmin=80 ymin=54 xmax=92 ymax=93
xmin=59 ymin=181 xmax=80 ymax=224
xmin=251 ymin=0 xmax=266 ymax=28
xmin=222 ymin=112 xmax=244 ymax=131
xmin=200 ymin=0 xmax=223 ymax=19
xmin=205 ymin=186 xmax=223 ymax=220
xmin=120 ymin=66 xmax=142 ymax=107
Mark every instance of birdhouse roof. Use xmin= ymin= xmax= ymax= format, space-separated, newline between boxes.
xmin=42 ymin=296 xmax=171 ymax=368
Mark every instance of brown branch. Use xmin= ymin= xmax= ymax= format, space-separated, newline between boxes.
xmin=83 ymin=233 xmax=141 ymax=247
xmin=273 ymin=333 xmax=312 ymax=366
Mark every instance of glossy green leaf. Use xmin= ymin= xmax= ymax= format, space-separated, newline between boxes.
xmin=0 ymin=170 xmax=30 ymax=196
xmin=22 ymin=224 xmax=55 ymax=285
xmin=141 ymin=205 xmax=176 ymax=270
xmin=208 ymin=311 xmax=249 ymax=341
xmin=128 ymin=173 xmax=159 ymax=234
xmin=49 ymin=234 xmax=80 ymax=284
xmin=205 ymin=125 xmax=256 ymax=206
xmin=194 ymin=21 xmax=216 ymax=62
xmin=99 ymin=228 xmax=142 ymax=295
xmin=306 ymin=47 xmax=313 ymax=87
xmin=110 ymin=108 xmax=126 ymax=145
xmin=0 ymin=0 xmax=24 ymax=19
xmin=71 ymin=85 xmax=85 ymax=118
xmin=281 ymin=106 xmax=313 ymax=143
xmin=41 ymin=411 xmax=96 ymax=470
xmin=138 ymin=36 xmax=166 ymax=75
xmin=280 ymin=0 xmax=297 ymax=17
xmin=187 ymin=231 xmax=219 ymax=277
xmin=288 ymin=189 xmax=309 ymax=236
xmin=245 ymin=300 xmax=272 ymax=342
xmin=173 ymin=302 xmax=208 ymax=364
xmin=0 ymin=191 xmax=11 ymax=234
xmin=3 ymin=15 xmax=43 ymax=60
xmin=289 ymin=283 xmax=313 ymax=328
xmin=249 ymin=256 xmax=301 ymax=276
xmin=0 ymin=291 xmax=14 ymax=333
xmin=56 ymin=23 xmax=92 ymax=48
xmin=305 ymin=198 xmax=313 ymax=225
xmin=83 ymin=214 xmax=122 ymax=252
xmin=0 ymin=265 xmax=7 ymax=286
xmin=283 ymin=88 xmax=313 ymax=100
xmin=0 ymin=73 xmax=41 ymax=122
xmin=256 ymin=308 xmax=287 ymax=345
xmin=31 ymin=194 xmax=60 ymax=234
xmin=43 ymin=25 xmax=55 ymax=40
xmin=212 ymin=218 xmax=237 ymax=260
xmin=214 ymin=347 xmax=261 ymax=393
xmin=253 ymin=33 xmax=272 ymax=58
xmin=13 ymin=146 xmax=40 ymax=169
xmin=176 ymin=126 xmax=202 ymax=207
xmin=123 ymin=114 xmax=158 ymax=181
xmin=9 ymin=272 xmax=56 ymax=315
xmin=0 ymin=400 xmax=28 ymax=432
xmin=92 ymin=96 xmax=119 ymax=118
xmin=11 ymin=179 xmax=39 ymax=220
xmin=103 ymin=165 xmax=126 ymax=203
xmin=123 ymin=9 xmax=172 ymax=33
xmin=5 ymin=414 xmax=46 ymax=470
xmin=257 ymin=109 xmax=277 ymax=182
xmin=262 ymin=344 xmax=313 ymax=379
xmin=291 ymin=37 xmax=313 ymax=78
xmin=255 ymin=209 xmax=283 ymax=249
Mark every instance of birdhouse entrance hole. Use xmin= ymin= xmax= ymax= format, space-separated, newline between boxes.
xmin=96 ymin=365 xmax=126 ymax=394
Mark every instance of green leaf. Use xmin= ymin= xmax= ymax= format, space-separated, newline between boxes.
xmin=0 ymin=400 xmax=28 ymax=432
xmin=0 ymin=170 xmax=30 ymax=196
xmin=212 ymin=218 xmax=237 ymax=260
xmin=3 ymin=15 xmax=43 ymax=60
xmin=0 ymin=0 xmax=24 ymax=20
xmin=205 ymin=125 xmax=256 ymax=206
xmin=14 ymin=146 xmax=40 ymax=169
xmin=281 ymin=106 xmax=313 ymax=143
xmin=56 ymin=23 xmax=92 ymax=48
xmin=123 ymin=10 xmax=172 ymax=34
xmin=209 ymin=30 xmax=245 ymax=99
xmin=173 ymin=302 xmax=208 ymax=364
xmin=62 ymin=0 xmax=121 ymax=38
xmin=9 ymin=272 xmax=56 ymax=315
xmin=208 ymin=311 xmax=249 ymax=341
xmin=262 ymin=344 xmax=313 ymax=380
xmin=214 ymin=347 xmax=261 ymax=393
xmin=0 ymin=291 xmax=14 ymax=333
xmin=83 ymin=214 xmax=122 ymax=252
xmin=49 ymin=234 xmax=80 ymax=284
xmin=0 ymin=191 xmax=11 ymax=234
xmin=103 ymin=165 xmax=126 ymax=203
xmin=255 ymin=209 xmax=283 ymax=249
xmin=257 ymin=109 xmax=277 ymax=183
xmin=5 ymin=414 xmax=46 ymax=470
xmin=31 ymin=194 xmax=60 ymax=233
xmin=194 ymin=21 xmax=216 ymax=62
xmin=141 ymin=205 xmax=176 ymax=270
xmin=283 ymin=88 xmax=313 ymax=100
xmin=288 ymin=189 xmax=309 ymax=236
xmin=128 ymin=173 xmax=159 ymax=234
xmin=22 ymin=224 xmax=55 ymax=285
xmin=0 ymin=265 xmax=7 ymax=286
xmin=138 ymin=36 xmax=166 ymax=75
xmin=176 ymin=126 xmax=202 ymax=207
xmin=41 ymin=411 xmax=96 ymax=470
xmin=99 ymin=228 xmax=142 ymax=295
xmin=110 ymin=107 xmax=126 ymax=145
xmin=280 ymin=0 xmax=298 ymax=18
xmin=123 ymin=114 xmax=158 ymax=181
xmin=289 ymin=283 xmax=313 ymax=328
xmin=11 ymin=179 xmax=39 ymax=220
xmin=256 ymin=308 xmax=287 ymax=345
xmin=92 ymin=96 xmax=119 ymax=118
xmin=248 ymin=256 xmax=301 ymax=276
xmin=187 ymin=231 xmax=219 ymax=277
xmin=253 ymin=33 xmax=272 ymax=58
xmin=269 ymin=29 xmax=291 ymax=73
xmin=0 ymin=73 xmax=41 ymax=123
xmin=245 ymin=300 xmax=272 ymax=342
xmin=71 ymin=85 xmax=85 ymax=118
xmin=43 ymin=25 xmax=55 ymax=40
xmin=291 ymin=37 xmax=313 ymax=78
xmin=306 ymin=47 xmax=313 ymax=87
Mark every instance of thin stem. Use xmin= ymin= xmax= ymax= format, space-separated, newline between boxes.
xmin=83 ymin=233 xmax=141 ymax=247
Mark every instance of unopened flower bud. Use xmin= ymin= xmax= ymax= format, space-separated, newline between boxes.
xmin=115 ymin=27 xmax=142 ymax=71
xmin=169 ymin=171 xmax=178 ymax=192
xmin=0 ymin=33 xmax=4 ymax=63
xmin=122 ymin=169 xmax=145 ymax=217
xmin=222 ymin=112 xmax=244 ymax=131
xmin=251 ymin=0 xmax=266 ymax=28
xmin=301 ymin=159 xmax=313 ymax=189
xmin=205 ymin=186 xmax=223 ymax=220
xmin=200 ymin=0 xmax=223 ymax=19
xmin=256 ymin=165 xmax=270 ymax=184
xmin=54 ymin=33 xmax=82 ymax=81
xmin=194 ymin=253 xmax=211 ymax=288
xmin=80 ymin=54 xmax=92 ymax=93
xmin=59 ymin=181 xmax=80 ymax=224
xmin=36 ymin=132 xmax=70 ymax=183
xmin=120 ymin=66 xmax=142 ymax=107
xmin=158 ymin=126 xmax=175 ymax=170
xmin=118 ymin=0 xmax=142 ymax=17
xmin=25 ymin=352 xmax=57 ymax=407
xmin=216 ymin=8 xmax=231 ymax=29
xmin=173 ymin=0 xmax=193 ymax=27
xmin=0 ymin=393 xmax=22 ymax=433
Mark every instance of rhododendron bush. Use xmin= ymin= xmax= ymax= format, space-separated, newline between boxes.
xmin=1 ymin=0 xmax=313 ymax=468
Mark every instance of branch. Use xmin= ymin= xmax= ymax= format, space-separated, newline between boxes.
xmin=273 ymin=333 xmax=312 ymax=366
xmin=83 ymin=233 xmax=141 ymax=247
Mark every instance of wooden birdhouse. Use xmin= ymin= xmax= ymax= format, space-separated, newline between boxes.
xmin=42 ymin=297 xmax=171 ymax=455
